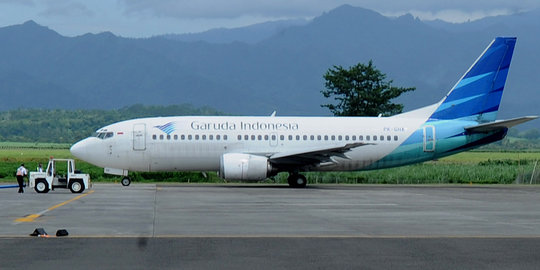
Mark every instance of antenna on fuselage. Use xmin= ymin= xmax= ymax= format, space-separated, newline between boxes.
xmin=270 ymin=111 xmax=276 ymax=117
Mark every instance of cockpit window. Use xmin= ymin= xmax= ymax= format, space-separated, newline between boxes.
xmin=94 ymin=132 xmax=114 ymax=139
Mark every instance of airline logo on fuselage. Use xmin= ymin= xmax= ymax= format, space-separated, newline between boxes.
xmin=154 ymin=121 xmax=299 ymax=134
xmin=154 ymin=122 xmax=177 ymax=135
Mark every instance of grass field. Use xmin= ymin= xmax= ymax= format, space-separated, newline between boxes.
xmin=0 ymin=142 xmax=538 ymax=185
xmin=436 ymin=151 xmax=540 ymax=164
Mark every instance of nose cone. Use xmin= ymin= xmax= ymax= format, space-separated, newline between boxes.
xmin=70 ymin=137 xmax=109 ymax=168
xmin=70 ymin=139 xmax=89 ymax=161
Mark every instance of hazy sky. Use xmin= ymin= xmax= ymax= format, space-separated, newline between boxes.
xmin=0 ymin=0 xmax=538 ymax=37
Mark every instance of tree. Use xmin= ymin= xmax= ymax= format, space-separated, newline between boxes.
xmin=321 ymin=60 xmax=415 ymax=116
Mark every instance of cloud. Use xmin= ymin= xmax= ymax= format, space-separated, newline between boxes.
xmin=119 ymin=0 xmax=330 ymax=19
xmin=0 ymin=0 xmax=33 ymax=5
xmin=37 ymin=0 xmax=94 ymax=17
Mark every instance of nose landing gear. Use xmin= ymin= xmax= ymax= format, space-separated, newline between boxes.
xmin=121 ymin=177 xmax=131 ymax=186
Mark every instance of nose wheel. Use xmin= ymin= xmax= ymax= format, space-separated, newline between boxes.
xmin=121 ymin=177 xmax=131 ymax=186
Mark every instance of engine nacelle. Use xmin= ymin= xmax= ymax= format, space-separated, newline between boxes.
xmin=220 ymin=153 xmax=271 ymax=181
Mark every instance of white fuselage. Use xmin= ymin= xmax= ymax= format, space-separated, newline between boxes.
xmin=71 ymin=112 xmax=430 ymax=174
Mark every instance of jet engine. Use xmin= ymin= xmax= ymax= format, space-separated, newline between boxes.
xmin=219 ymin=153 xmax=272 ymax=181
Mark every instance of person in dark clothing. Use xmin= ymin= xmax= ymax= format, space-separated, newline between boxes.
xmin=16 ymin=164 xmax=27 ymax=193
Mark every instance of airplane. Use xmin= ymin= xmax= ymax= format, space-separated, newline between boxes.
xmin=70 ymin=37 xmax=537 ymax=188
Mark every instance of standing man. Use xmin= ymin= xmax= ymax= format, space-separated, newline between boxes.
xmin=16 ymin=164 xmax=27 ymax=193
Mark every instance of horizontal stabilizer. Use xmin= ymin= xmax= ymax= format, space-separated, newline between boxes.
xmin=465 ymin=116 xmax=539 ymax=133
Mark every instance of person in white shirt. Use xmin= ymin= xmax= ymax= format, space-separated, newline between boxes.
xmin=16 ymin=164 xmax=28 ymax=193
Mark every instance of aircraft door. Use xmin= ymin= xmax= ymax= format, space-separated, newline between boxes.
xmin=133 ymin=124 xmax=146 ymax=151
xmin=423 ymin=125 xmax=436 ymax=152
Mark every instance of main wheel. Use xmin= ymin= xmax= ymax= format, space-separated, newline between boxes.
xmin=69 ymin=179 xmax=85 ymax=193
xmin=121 ymin=177 xmax=131 ymax=186
xmin=287 ymin=174 xmax=307 ymax=188
xmin=35 ymin=179 xmax=49 ymax=193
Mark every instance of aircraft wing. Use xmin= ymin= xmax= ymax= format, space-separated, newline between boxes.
xmin=465 ymin=116 xmax=538 ymax=133
xmin=268 ymin=142 xmax=370 ymax=167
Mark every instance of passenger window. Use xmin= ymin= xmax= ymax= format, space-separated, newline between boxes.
xmin=159 ymin=135 xmax=164 ymax=140
xmin=288 ymin=135 xmax=293 ymax=140
xmin=216 ymin=135 xmax=221 ymax=140
xmin=366 ymin=136 xmax=370 ymax=141
xmin=338 ymin=135 xmax=342 ymax=141
xmin=152 ymin=135 xmax=157 ymax=140
xmin=181 ymin=135 xmax=185 ymax=140
xmin=394 ymin=135 xmax=398 ymax=141
xmin=209 ymin=135 xmax=213 ymax=140
xmin=352 ymin=135 xmax=356 ymax=141
xmin=331 ymin=135 xmax=336 ymax=141
xmin=202 ymin=135 xmax=206 ymax=140
xmin=359 ymin=135 xmax=363 ymax=141
xmin=188 ymin=135 xmax=192 ymax=140
xmin=345 ymin=135 xmax=349 ymax=141
xmin=303 ymin=135 xmax=307 ymax=140
xmin=324 ymin=135 xmax=328 ymax=141
xmin=280 ymin=135 xmax=285 ymax=140
xmin=387 ymin=135 xmax=391 ymax=141
xmin=244 ymin=135 xmax=249 ymax=140
xmin=238 ymin=135 xmax=242 ymax=140
xmin=223 ymin=135 xmax=228 ymax=140
xmin=380 ymin=135 xmax=384 ymax=141
xmin=258 ymin=135 xmax=262 ymax=140
xmin=265 ymin=135 xmax=269 ymax=140
xmin=251 ymin=135 xmax=256 ymax=140
xmin=317 ymin=135 xmax=321 ymax=140
xmin=373 ymin=135 xmax=377 ymax=141
xmin=296 ymin=135 xmax=300 ymax=141
xmin=271 ymin=135 xmax=276 ymax=140
xmin=174 ymin=135 xmax=178 ymax=140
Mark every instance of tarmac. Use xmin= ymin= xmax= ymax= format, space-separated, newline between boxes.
xmin=1 ymin=183 xmax=540 ymax=269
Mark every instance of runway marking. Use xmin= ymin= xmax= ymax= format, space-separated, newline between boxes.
xmin=14 ymin=190 xmax=94 ymax=223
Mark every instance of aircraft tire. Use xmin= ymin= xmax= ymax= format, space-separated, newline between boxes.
xmin=287 ymin=174 xmax=307 ymax=188
xmin=121 ymin=177 xmax=131 ymax=186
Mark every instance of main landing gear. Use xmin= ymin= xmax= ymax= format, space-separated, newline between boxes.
xmin=121 ymin=176 xmax=131 ymax=186
xmin=287 ymin=173 xmax=307 ymax=188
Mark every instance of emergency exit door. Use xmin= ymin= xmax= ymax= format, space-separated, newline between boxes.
xmin=133 ymin=124 xmax=146 ymax=151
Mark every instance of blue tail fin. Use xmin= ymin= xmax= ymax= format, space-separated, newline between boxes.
xmin=429 ymin=37 xmax=516 ymax=122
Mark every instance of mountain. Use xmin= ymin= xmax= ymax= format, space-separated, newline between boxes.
xmin=424 ymin=9 xmax=540 ymax=33
xmin=160 ymin=19 xmax=308 ymax=44
xmin=0 ymin=5 xmax=538 ymax=129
